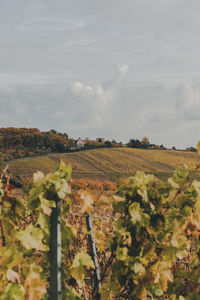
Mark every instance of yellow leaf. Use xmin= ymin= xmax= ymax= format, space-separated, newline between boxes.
xmin=138 ymin=287 xmax=147 ymax=300
xmin=70 ymin=252 xmax=94 ymax=281
xmin=25 ymin=269 xmax=47 ymax=300
xmin=168 ymin=178 xmax=179 ymax=189
xmin=16 ymin=224 xmax=49 ymax=251
xmin=33 ymin=171 xmax=44 ymax=185
xmin=79 ymin=190 xmax=93 ymax=213
xmin=6 ymin=269 xmax=20 ymax=284
xmin=197 ymin=140 xmax=200 ymax=153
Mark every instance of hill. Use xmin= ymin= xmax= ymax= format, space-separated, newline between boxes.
xmin=7 ymin=147 xmax=200 ymax=181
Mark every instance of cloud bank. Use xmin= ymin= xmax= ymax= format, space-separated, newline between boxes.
xmin=0 ymin=0 xmax=200 ymax=148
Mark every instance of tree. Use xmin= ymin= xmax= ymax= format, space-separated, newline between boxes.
xmin=141 ymin=136 xmax=150 ymax=148
xmin=128 ymin=139 xmax=142 ymax=148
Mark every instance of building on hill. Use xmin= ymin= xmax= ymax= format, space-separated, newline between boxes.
xmin=76 ymin=137 xmax=84 ymax=148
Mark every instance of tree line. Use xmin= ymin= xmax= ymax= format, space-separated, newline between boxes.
xmin=0 ymin=128 xmax=122 ymax=161
xmin=0 ymin=127 xmax=196 ymax=162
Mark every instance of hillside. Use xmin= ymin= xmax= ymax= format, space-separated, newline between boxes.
xmin=7 ymin=147 xmax=200 ymax=181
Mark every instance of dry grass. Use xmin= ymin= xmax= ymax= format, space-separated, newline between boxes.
xmin=7 ymin=147 xmax=200 ymax=180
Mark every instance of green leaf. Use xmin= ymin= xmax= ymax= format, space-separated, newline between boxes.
xmin=62 ymin=286 xmax=81 ymax=300
xmin=55 ymin=179 xmax=71 ymax=199
xmin=128 ymin=202 xmax=149 ymax=226
xmin=0 ymin=248 xmax=23 ymax=270
xmin=36 ymin=212 xmax=50 ymax=237
xmin=173 ymin=167 xmax=189 ymax=185
xmin=39 ymin=195 xmax=56 ymax=216
xmin=28 ymin=186 xmax=42 ymax=210
xmin=115 ymin=217 xmax=125 ymax=231
xmin=151 ymin=285 xmax=164 ymax=297
xmin=70 ymin=264 xmax=85 ymax=281
xmin=100 ymin=282 xmax=115 ymax=300
xmin=70 ymin=252 xmax=94 ymax=281
xmin=116 ymin=247 xmax=128 ymax=261
xmin=56 ymin=160 xmax=72 ymax=180
xmin=1 ymin=283 xmax=25 ymax=300
xmin=168 ymin=177 xmax=179 ymax=189
xmin=33 ymin=171 xmax=45 ymax=185
xmin=129 ymin=203 xmax=143 ymax=224
xmin=16 ymin=224 xmax=49 ymax=251
xmin=113 ymin=201 xmax=125 ymax=213
xmin=71 ymin=252 xmax=94 ymax=269
xmin=61 ymin=224 xmax=74 ymax=247
xmin=132 ymin=262 xmax=145 ymax=278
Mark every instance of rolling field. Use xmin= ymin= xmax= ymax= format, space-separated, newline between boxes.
xmin=7 ymin=147 xmax=200 ymax=180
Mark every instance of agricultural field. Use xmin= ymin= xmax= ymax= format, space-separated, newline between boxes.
xmin=6 ymin=147 xmax=200 ymax=181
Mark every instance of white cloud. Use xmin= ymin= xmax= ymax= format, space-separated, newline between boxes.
xmin=118 ymin=64 xmax=129 ymax=76
xmin=68 ymin=65 xmax=130 ymax=129
xmin=176 ymin=80 xmax=200 ymax=121
xmin=17 ymin=18 xmax=90 ymax=32
xmin=1 ymin=0 xmax=200 ymax=148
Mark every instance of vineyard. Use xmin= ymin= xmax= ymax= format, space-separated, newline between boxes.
xmin=7 ymin=147 xmax=200 ymax=181
xmin=0 ymin=160 xmax=200 ymax=299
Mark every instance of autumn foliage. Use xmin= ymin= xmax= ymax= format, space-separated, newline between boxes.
xmin=0 ymin=161 xmax=200 ymax=299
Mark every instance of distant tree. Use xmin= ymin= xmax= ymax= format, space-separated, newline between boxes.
xmin=69 ymin=138 xmax=76 ymax=148
xmin=63 ymin=132 xmax=69 ymax=139
xmin=54 ymin=142 xmax=65 ymax=153
xmin=128 ymin=139 xmax=141 ymax=148
xmin=105 ymin=140 xmax=112 ymax=147
xmin=49 ymin=129 xmax=57 ymax=135
xmin=96 ymin=137 xmax=105 ymax=143
xmin=141 ymin=136 xmax=150 ymax=148
xmin=23 ymin=134 xmax=35 ymax=148
xmin=112 ymin=139 xmax=117 ymax=145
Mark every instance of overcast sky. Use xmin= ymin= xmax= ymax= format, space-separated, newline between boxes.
xmin=1 ymin=0 xmax=200 ymax=148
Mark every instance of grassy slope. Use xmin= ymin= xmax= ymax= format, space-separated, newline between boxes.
xmin=7 ymin=147 xmax=200 ymax=180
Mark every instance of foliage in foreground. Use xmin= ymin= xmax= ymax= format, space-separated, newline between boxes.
xmin=0 ymin=162 xmax=94 ymax=299
xmin=102 ymin=166 xmax=200 ymax=299
xmin=0 ymin=160 xmax=200 ymax=299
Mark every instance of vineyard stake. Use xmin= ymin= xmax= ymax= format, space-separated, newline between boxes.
xmin=50 ymin=198 xmax=62 ymax=300
xmin=86 ymin=214 xmax=101 ymax=299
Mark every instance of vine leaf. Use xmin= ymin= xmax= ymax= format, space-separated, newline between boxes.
xmin=6 ymin=269 xmax=20 ymax=284
xmin=70 ymin=252 xmax=94 ymax=281
xmin=79 ymin=190 xmax=94 ymax=213
xmin=16 ymin=224 xmax=49 ymax=251
xmin=1 ymin=283 xmax=25 ymax=300
xmin=24 ymin=269 xmax=47 ymax=300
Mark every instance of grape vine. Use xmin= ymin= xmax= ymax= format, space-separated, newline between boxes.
xmin=100 ymin=167 xmax=200 ymax=300
xmin=0 ymin=161 xmax=200 ymax=299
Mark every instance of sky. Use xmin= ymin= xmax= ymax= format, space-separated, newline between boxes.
xmin=1 ymin=0 xmax=200 ymax=149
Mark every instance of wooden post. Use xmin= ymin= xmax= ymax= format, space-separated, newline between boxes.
xmin=50 ymin=198 xmax=62 ymax=300
xmin=86 ymin=214 xmax=101 ymax=299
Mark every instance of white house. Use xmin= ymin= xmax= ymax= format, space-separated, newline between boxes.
xmin=76 ymin=137 xmax=84 ymax=148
